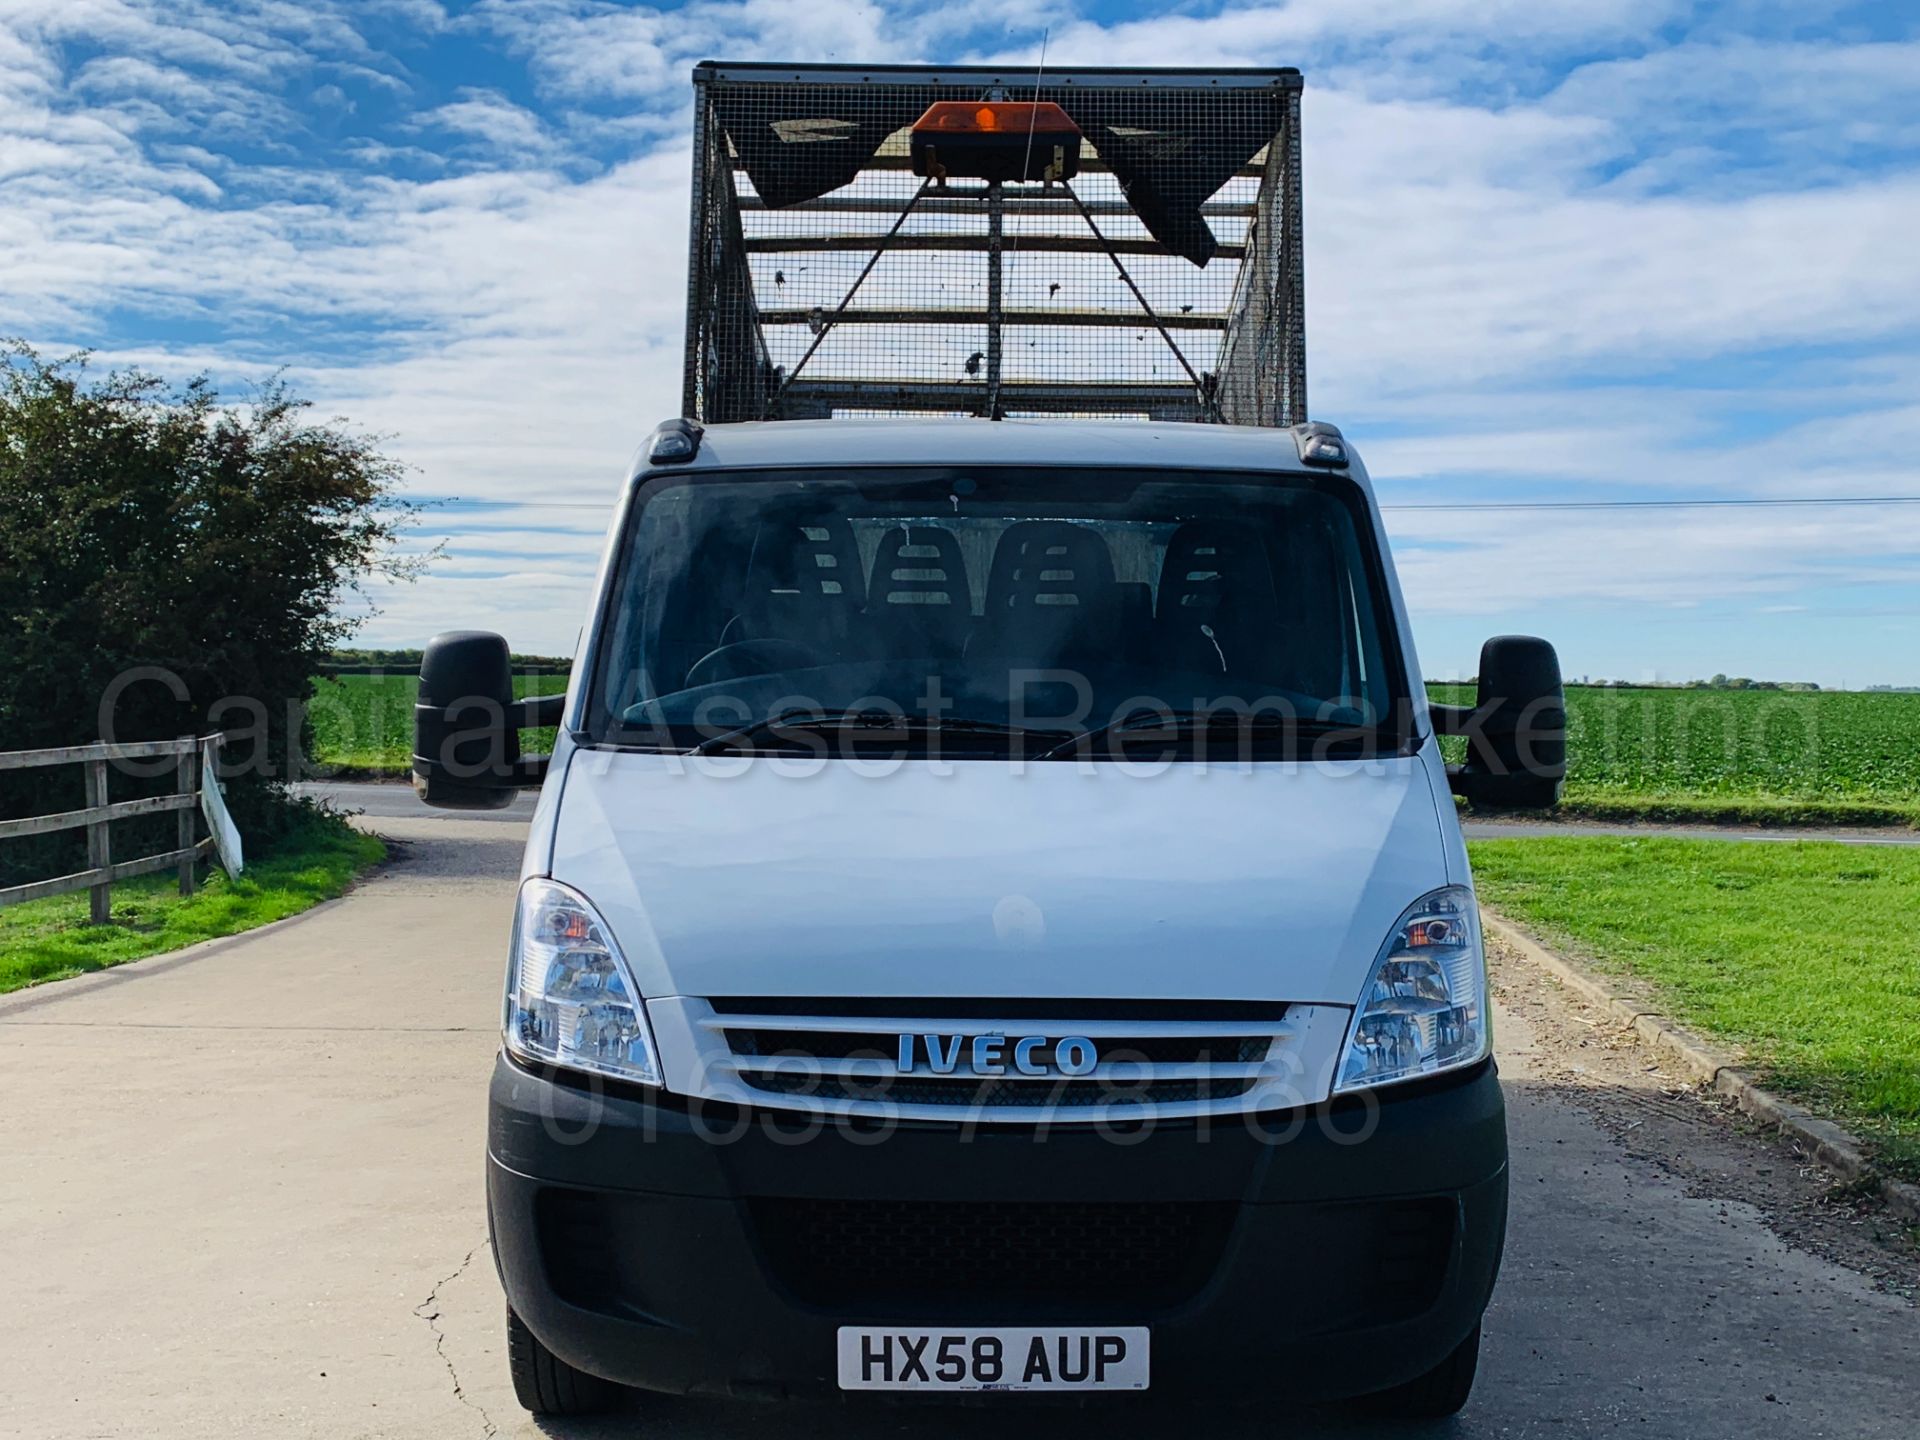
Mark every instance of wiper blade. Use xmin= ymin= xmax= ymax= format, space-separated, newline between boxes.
xmin=1039 ymin=707 xmax=1392 ymax=761
xmin=690 ymin=708 xmax=1069 ymax=757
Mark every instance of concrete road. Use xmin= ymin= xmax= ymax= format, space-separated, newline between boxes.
xmin=297 ymin=780 xmax=1920 ymax=845
xmin=298 ymin=779 xmax=536 ymax=823
xmin=1 ymin=810 xmax=1914 ymax=1439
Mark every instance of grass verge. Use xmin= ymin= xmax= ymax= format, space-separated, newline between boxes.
xmin=1469 ymin=836 xmax=1920 ymax=1183
xmin=0 ymin=809 xmax=384 ymax=995
xmin=1469 ymin=791 xmax=1920 ymax=829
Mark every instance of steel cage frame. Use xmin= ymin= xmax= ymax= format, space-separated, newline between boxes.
xmin=683 ymin=62 xmax=1306 ymax=428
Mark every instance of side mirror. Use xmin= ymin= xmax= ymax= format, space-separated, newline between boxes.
xmin=1433 ymin=636 xmax=1566 ymax=810
xmin=411 ymin=631 xmax=559 ymax=810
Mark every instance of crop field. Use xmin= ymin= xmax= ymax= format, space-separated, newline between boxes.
xmin=306 ymin=673 xmax=563 ymax=772
xmin=307 ymin=674 xmax=1920 ymax=822
xmin=1431 ymin=685 xmax=1920 ymax=823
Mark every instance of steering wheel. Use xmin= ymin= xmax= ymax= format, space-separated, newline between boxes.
xmin=683 ymin=638 xmax=825 ymax=690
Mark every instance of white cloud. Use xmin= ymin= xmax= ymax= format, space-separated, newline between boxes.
xmin=991 ymin=0 xmax=1683 ymax=71
xmin=472 ymin=0 xmax=908 ymax=102
xmin=417 ymin=87 xmax=562 ymax=163
xmin=1308 ymin=96 xmax=1920 ymax=398
xmin=1390 ymin=502 xmax=1920 ymax=616
xmin=1549 ymin=37 xmax=1920 ymax=189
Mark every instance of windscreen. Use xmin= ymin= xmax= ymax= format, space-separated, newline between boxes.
xmin=591 ymin=466 xmax=1408 ymax=760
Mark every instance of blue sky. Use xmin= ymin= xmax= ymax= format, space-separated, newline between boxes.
xmin=2 ymin=0 xmax=1917 ymax=685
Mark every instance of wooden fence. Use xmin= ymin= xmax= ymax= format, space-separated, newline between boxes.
xmin=0 ymin=734 xmax=226 ymax=922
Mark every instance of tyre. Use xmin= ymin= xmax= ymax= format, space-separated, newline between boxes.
xmin=506 ymin=1305 xmax=620 ymax=1416
xmin=1499 ymin=776 xmax=1562 ymax=810
xmin=1467 ymin=772 xmax=1562 ymax=810
xmin=1366 ymin=1323 xmax=1480 ymax=1419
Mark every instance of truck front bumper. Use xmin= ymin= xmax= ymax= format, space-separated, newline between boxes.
xmin=487 ymin=1053 xmax=1508 ymax=1402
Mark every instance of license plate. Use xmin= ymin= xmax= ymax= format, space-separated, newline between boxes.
xmin=837 ymin=1327 xmax=1149 ymax=1392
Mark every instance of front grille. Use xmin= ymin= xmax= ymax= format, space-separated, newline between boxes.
xmin=751 ymin=1197 xmax=1234 ymax=1309
xmin=686 ymin=998 xmax=1305 ymax=1122
xmin=726 ymin=1029 xmax=1270 ymax=1066
xmin=653 ymin=995 xmax=1353 ymax=1124
xmin=707 ymin=997 xmax=1295 ymax=1020
xmin=746 ymin=1071 xmax=1258 ymax=1107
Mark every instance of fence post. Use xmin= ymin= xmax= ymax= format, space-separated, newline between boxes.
xmin=176 ymin=746 xmax=197 ymax=897
xmin=84 ymin=758 xmax=111 ymax=923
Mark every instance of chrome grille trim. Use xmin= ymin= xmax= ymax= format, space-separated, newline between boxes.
xmin=717 ymin=1055 xmax=1277 ymax=1082
xmin=647 ymin=997 xmax=1354 ymax=1123
xmin=695 ymin=1013 xmax=1288 ymax=1039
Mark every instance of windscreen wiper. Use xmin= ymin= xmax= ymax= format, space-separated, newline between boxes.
xmin=690 ymin=708 xmax=1070 ymax=757
xmin=1037 ymin=708 xmax=1396 ymax=761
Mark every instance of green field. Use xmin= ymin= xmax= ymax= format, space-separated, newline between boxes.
xmin=1434 ymin=685 xmax=1919 ymax=825
xmin=1471 ymin=836 xmax=1920 ymax=1183
xmin=306 ymin=672 xmax=564 ymax=773
xmin=312 ymin=674 xmax=1920 ymax=823
xmin=0 ymin=811 xmax=384 ymax=994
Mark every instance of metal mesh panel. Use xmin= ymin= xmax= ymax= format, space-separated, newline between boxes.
xmin=685 ymin=63 xmax=1306 ymax=427
xmin=1216 ymin=86 xmax=1306 ymax=427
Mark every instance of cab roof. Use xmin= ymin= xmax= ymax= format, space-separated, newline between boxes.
xmin=632 ymin=417 xmax=1370 ymax=495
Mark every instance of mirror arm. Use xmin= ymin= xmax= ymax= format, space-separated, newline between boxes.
xmin=1429 ymin=702 xmax=1475 ymax=738
xmin=510 ymin=691 xmax=568 ymax=729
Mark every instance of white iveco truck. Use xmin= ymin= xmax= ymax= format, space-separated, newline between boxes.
xmin=413 ymin=61 xmax=1566 ymax=1419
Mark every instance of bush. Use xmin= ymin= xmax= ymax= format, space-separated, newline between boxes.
xmin=0 ymin=342 xmax=422 ymax=884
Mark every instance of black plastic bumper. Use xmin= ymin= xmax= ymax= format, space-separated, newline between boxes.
xmin=487 ymin=1054 xmax=1508 ymax=1402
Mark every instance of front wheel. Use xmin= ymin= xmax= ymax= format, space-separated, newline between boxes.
xmin=506 ymin=1305 xmax=620 ymax=1416
xmin=1366 ymin=1323 xmax=1481 ymax=1419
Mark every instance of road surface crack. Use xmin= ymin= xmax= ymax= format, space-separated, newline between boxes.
xmin=414 ymin=1240 xmax=496 ymax=1437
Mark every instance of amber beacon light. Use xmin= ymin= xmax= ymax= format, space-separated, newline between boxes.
xmin=910 ymin=100 xmax=1083 ymax=183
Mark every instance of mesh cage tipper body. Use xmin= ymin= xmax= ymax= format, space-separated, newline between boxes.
xmin=683 ymin=62 xmax=1306 ymax=428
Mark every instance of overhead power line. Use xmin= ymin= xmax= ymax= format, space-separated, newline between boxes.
xmin=1381 ymin=496 xmax=1920 ymax=513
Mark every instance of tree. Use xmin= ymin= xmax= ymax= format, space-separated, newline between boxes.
xmin=0 ymin=341 xmax=423 ymax=880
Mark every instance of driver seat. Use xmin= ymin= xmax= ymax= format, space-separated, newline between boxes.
xmin=1155 ymin=520 xmax=1282 ymax=681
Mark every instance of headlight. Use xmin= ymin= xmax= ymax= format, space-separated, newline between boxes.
xmin=503 ymin=878 xmax=661 ymax=1087
xmin=1335 ymin=886 xmax=1489 ymax=1094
